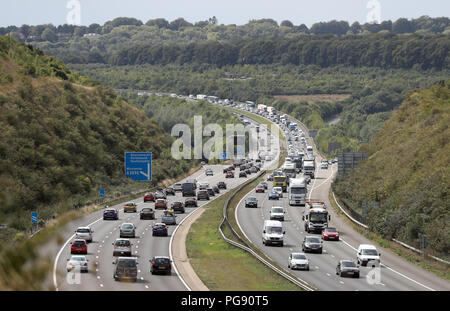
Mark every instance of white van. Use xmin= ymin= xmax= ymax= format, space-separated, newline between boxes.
xmin=357 ymin=244 xmax=381 ymax=267
xmin=262 ymin=220 xmax=285 ymax=246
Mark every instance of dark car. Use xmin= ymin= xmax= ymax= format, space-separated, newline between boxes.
xmin=182 ymin=182 xmax=196 ymax=197
xmin=152 ymin=223 xmax=168 ymax=236
xmin=184 ymin=197 xmax=198 ymax=207
xmin=260 ymin=181 xmax=268 ymax=189
xmin=268 ymin=191 xmax=280 ymax=200
xmin=161 ymin=214 xmax=177 ymax=225
xmin=207 ymin=188 xmax=215 ymax=197
xmin=205 ymin=169 xmax=214 ymax=176
xmin=245 ymin=169 xmax=251 ymax=175
xmin=173 ymin=183 xmax=183 ymax=192
xmin=171 ymin=201 xmax=185 ymax=213
xmin=164 ymin=187 xmax=175 ymax=196
xmin=139 ymin=207 xmax=155 ymax=220
xmin=113 ymin=257 xmax=138 ymax=282
xmin=336 ymin=260 xmax=360 ymax=278
xmin=150 ymin=256 xmax=172 ymax=275
xmin=217 ymin=182 xmax=227 ymax=189
xmin=245 ymin=197 xmax=258 ymax=208
xmin=197 ymin=190 xmax=210 ymax=201
xmin=226 ymin=171 xmax=234 ymax=178
xmin=239 ymin=171 xmax=247 ymax=178
xmin=212 ymin=186 xmax=220 ymax=194
xmin=103 ymin=208 xmax=119 ymax=220
xmin=302 ymin=236 xmax=323 ymax=254
xmin=267 ymin=174 xmax=274 ymax=181
xmin=143 ymin=192 xmax=155 ymax=202
xmin=223 ymin=167 xmax=229 ymax=174
xmin=228 ymin=166 xmax=235 ymax=171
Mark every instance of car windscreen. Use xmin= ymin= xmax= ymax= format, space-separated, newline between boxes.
xmin=247 ymin=197 xmax=257 ymax=202
xmin=141 ymin=208 xmax=152 ymax=212
xmin=155 ymin=258 xmax=170 ymax=265
xmin=326 ymin=228 xmax=337 ymax=232
xmin=274 ymin=177 xmax=285 ymax=182
xmin=306 ymin=237 xmax=321 ymax=243
xmin=310 ymin=213 xmax=327 ymax=222
xmin=115 ymin=240 xmax=130 ymax=247
xmin=182 ymin=183 xmax=194 ymax=190
xmin=342 ymin=261 xmax=357 ymax=268
xmin=267 ymin=226 xmax=282 ymax=234
xmin=362 ymin=249 xmax=378 ymax=256
xmin=156 ymin=199 xmax=165 ymax=203
xmin=292 ymin=254 xmax=306 ymax=260
xmin=122 ymin=224 xmax=133 ymax=229
xmin=118 ymin=260 xmax=136 ymax=268
xmin=272 ymin=208 xmax=284 ymax=213
xmin=76 ymin=228 xmax=90 ymax=233
xmin=73 ymin=241 xmax=85 ymax=247
xmin=291 ymin=188 xmax=306 ymax=194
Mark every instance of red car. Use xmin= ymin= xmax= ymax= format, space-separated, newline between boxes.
xmin=144 ymin=193 xmax=155 ymax=202
xmin=255 ymin=186 xmax=265 ymax=193
xmin=71 ymin=239 xmax=88 ymax=254
xmin=322 ymin=227 xmax=339 ymax=241
xmin=155 ymin=199 xmax=167 ymax=209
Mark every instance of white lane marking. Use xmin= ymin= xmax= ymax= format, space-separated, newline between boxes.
xmin=326 ymin=273 xmax=331 ymax=277
xmin=97 ymin=276 xmax=100 ymax=279
xmin=339 ymin=281 xmax=344 ymax=285
xmin=100 ymin=284 xmax=104 ymax=287
xmin=315 ymin=266 xmax=319 ymax=270
xmin=235 ymin=191 xmax=256 ymax=244
xmin=145 ymin=285 xmax=149 ymax=289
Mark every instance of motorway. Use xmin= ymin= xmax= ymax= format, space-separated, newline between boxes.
xmin=234 ymin=108 xmax=450 ymax=291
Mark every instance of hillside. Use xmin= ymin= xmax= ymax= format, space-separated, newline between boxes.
xmin=0 ymin=37 xmax=196 ymax=246
xmin=333 ymin=81 xmax=449 ymax=256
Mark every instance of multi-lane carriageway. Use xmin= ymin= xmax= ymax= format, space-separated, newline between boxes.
xmin=234 ymin=108 xmax=450 ymax=291
xmin=52 ymin=118 xmax=278 ymax=291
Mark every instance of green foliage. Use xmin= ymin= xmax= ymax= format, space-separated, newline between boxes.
xmin=333 ymin=82 xmax=450 ymax=256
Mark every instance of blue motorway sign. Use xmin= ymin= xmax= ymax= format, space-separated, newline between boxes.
xmin=125 ymin=152 xmax=152 ymax=181
xmin=219 ymin=152 xmax=229 ymax=160
xmin=31 ymin=211 xmax=38 ymax=224
xmin=99 ymin=188 xmax=105 ymax=197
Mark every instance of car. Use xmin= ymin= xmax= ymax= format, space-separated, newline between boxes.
xmin=245 ymin=169 xmax=251 ymax=175
xmin=321 ymin=163 xmax=328 ymax=169
xmin=212 ymin=186 xmax=220 ymax=194
xmin=120 ymin=223 xmax=136 ymax=238
xmin=184 ymin=197 xmax=198 ymax=207
xmin=103 ymin=208 xmax=119 ymax=220
xmin=250 ymin=167 xmax=258 ymax=173
xmin=171 ymin=201 xmax=185 ymax=213
xmin=226 ymin=171 xmax=234 ymax=178
xmin=288 ymin=253 xmax=309 ymax=271
xmin=164 ymin=187 xmax=175 ymax=196
xmin=70 ymin=239 xmax=87 ymax=254
xmin=239 ymin=171 xmax=247 ymax=178
xmin=268 ymin=191 xmax=280 ymax=200
xmin=245 ymin=197 xmax=258 ymax=208
xmin=150 ymin=256 xmax=172 ymax=275
xmin=267 ymin=174 xmax=274 ymax=181
xmin=113 ymin=257 xmax=138 ymax=282
xmin=152 ymin=223 xmax=168 ymax=236
xmin=223 ymin=167 xmax=229 ymax=174
xmin=260 ymin=181 xmax=268 ymax=189
xmin=161 ymin=214 xmax=177 ymax=225
xmin=255 ymin=185 xmax=265 ymax=193
xmin=144 ymin=192 xmax=155 ymax=202
xmin=205 ymin=169 xmax=214 ymax=176
xmin=139 ymin=207 xmax=155 ymax=220
xmin=303 ymin=174 xmax=311 ymax=184
xmin=75 ymin=226 xmax=93 ymax=243
xmin=112 ymin=238 xmax=132 ymax=256
xmin=322 ymin=227 xmax=339 ymax=241
xmin=206 ymin=188 xmax=216 ymax=196
xmin=155 ymin=199 xmax=168 ymax=209
xmin=155 ymin=191 xmax=166 ymax=199
xmin=336 ymin=260 xmax=360 ymax=278
xmin=66 ymin=255 xmax=89 ymax=272
xmin=273 ymin=187 xmax=283 ymax=198
xmin=197 ymin=190 xmax=210 ymax=201
xmin=217 ymin=181 xmax=227 ymax=189
xmin=199 ymin=182 xmax=209 ymax=190
xmin=270 ymin=206 xmax=285 ymax=221
xmin=124 ymin=202 xmax=137 ymax=213
xmin=357 ymin=244 xmax=381 ymax=267
xmin=302 ymin=236 xmax=323 ymax=254
xmin=228 ymin=166 xmax=235 ymax=171
xmin=182 ymin=182 xmax=196 ymax=197
xmin=173 ymin=183 xmax=183 ymax=192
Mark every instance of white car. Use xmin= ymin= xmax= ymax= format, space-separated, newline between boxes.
xmin=288 ymin=253 xmax=309 ymax=270
xmin=199 ymin=182 xmax=209 ymax=190
xmin=75 ymin=226 xmax=93 ymax=243
xmin=66 ymin=255 xmax=89 ymax=272
xmin=273 ymin=187 xmax=283 ymax=198
xmin=357 ymin=244 xmax=381 ymax=267
xmin=270 ymin=206 xmax=285 ymax=221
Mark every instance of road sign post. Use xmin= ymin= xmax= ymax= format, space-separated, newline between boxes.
xmin=31 ymin=211 xmax=38 ymax=233
xmin=125 ymin=152 xmax=152 ymax=185
xmin=420 ymin=235 xmax=427 ymax=260
xmin=99 ymin=188 xmax=105 ymax=198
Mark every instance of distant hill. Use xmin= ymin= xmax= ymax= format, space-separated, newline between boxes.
xmin=333 ymin=81 xmax=449 ymax=256
xmin=0 ymin=37 xmax=195 ymax=245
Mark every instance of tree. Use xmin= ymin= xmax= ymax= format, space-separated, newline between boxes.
xmin=208 ymin=16 xmax=218 ymax=25
xmin=350 ymin=22 xmax=362 ymax=34
xmin=88 ymin=23 xmax=102 ymax=34
xmin=169 ymin=18 xmax=193 ymax=30
xmin=280 ymin=20 xmax=294 ymax=28
xmin=41 ymin=28 xmax=57 ymax=42
xmin=19 ymin=25 xmax=31 ymax=38
xmin=145 ymin=18 xmax=169 ymax=28
xmin=393 ymin=18 xmax=415 ymax=34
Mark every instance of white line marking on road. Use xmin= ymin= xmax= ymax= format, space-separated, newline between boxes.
xmin=339 ymin=281 xmax=344 ymax=285
xmin=326 ymin=273 xmax=331 ymax=276
xmin=97 ymin=276 xmax=100 ymax=279
xmin=100 ymin=284 xmax=103 ymax=287
xmin=145 ymin=285 xmax=149 ymax=289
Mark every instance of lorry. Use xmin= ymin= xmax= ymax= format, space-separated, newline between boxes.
xmin=303 ymin=159 xmax=316 ymax=179
xmin=302 ymin=202 xmax=330 ymax=233
xmin=292 ymin=156 xmax=303 ymax=172
xmin=289 ymin=178 xmax=307 ymax=206
xmin=267 ymin=106 xmax=276 ymax=114
xmin=273 ymin=174 xmax=288 ymax=192
xmin=282 ymin=163 xmax=297 ymax=178
xmin=289 ymin=123 xmax=297 ymax=131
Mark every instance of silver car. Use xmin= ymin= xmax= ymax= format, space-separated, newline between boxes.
xmin=75 ymin=226 xmax=93 ymax=243
xmin=112 ymin=238 xmax=132 ymax=256
xmin=119 ymin=223 xmax=136 ymax=238
xmin=288 ymin=253 xmax=309 ymax=271
xmin=66 ymin=255 xmax=89 ymax=272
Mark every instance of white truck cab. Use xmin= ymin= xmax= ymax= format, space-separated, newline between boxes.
xmin=262 ymin=220 xmax=285 ymax=246
xmin=357 ymin=244 xmax=381 ymax=267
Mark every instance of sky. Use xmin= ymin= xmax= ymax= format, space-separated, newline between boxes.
xmin=1 ymin=0 xmax=449 ymax=27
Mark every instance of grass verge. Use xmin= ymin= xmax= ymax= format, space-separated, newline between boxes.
xmin=329 ymin=190 xmax=450 ymax=281
xmin=186 ymin=186 xmax=301 ymax=291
